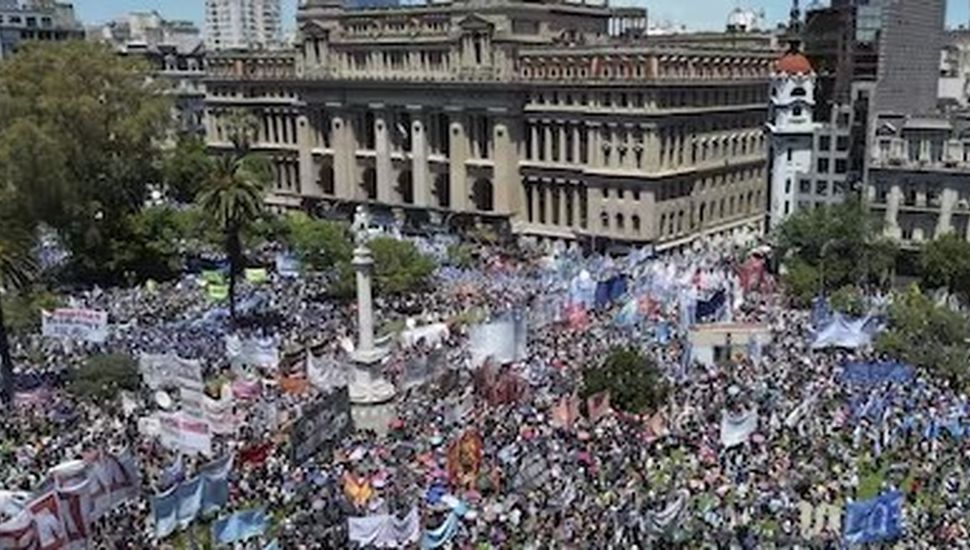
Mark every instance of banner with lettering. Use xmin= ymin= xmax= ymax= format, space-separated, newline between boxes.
xmin=289 ymin=387 xmax=352 ymax=463
xmin=41 ymin=308 xmax=108 ymax=343
xmin=0 ymin=449 xmax=141 ymax=549
xmin=159 ymin=411 xmax=213 ymax=456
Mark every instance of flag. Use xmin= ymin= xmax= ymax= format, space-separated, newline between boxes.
xmin=446 ymin=430 xmax=483 ymax=488
xmin=843 ymin=491 xmax=903 ymax=545
xmin=244 ymin=268 xmax=268 ymax=284
xmin=207 ymin=284 xmax=229 ymax=302
xmin=212 ymin=507 xmax=268 ymax=546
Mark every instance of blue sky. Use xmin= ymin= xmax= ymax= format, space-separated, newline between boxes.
xmin=72 ymin=1 xmax=970 ymax=32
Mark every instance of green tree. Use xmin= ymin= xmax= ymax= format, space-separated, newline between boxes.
xmin=829 ymin=285 xmax=867 ymax=317
xmin=369 ymin=236 xmax=435 ymax=296
xmin=197 ymin=154 xmax=271 ymax=321
xmin=777 ymin=201 xmax=897 ymax=302
xmin=286 ymin=212 xmax=353 ymax=271
xmin=162 ymin=135 xmax=214 ymax=204
xmin=107 ymin=206 xmax=188 ymax=283
xmin=0 ymin=203 xmax=37 ymax=403
xmin=0 ymin=41 xmax=172 ymax=284
xmin=875 ymin=285 xmax=970 ymax=387
xmin=582 ymin=347 xmax=667 ymax=415
xmin=921 ymin=233 xmax=970 ymax=303
xmin=68 ymin=353 xmax=140 ymax=403
xmin=283 ymin=214 xmax=433 ymax=297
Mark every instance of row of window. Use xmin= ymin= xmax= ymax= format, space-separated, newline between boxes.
xmin=0 ymin=14 xmax=54 ymax=28
xmin=528 ymin=86 xmax=766 ymax=111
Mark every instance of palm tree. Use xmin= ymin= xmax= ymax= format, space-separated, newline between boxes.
xmin=197 ymin=153 xmax=269 ymax=321
xmin=0 ymin=213 xmax=36 ymax=404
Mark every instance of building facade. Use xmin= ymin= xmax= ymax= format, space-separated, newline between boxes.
xmin=205 ymin=0 xmax=282 ymax=51
xmin=91 ymin=12 xmax=206 ymax=135
xmin=0 ymin=0 xmax=83 ymax=59
xmin=868 ymin=114 xmax=970 ymax=246
xmin=873 ymin=0 xmax=945 ymax=116
xmin=204 ymin=0 xmax=775 ymax=249
xmin=767 ymin=49 xmax=818 ymax=228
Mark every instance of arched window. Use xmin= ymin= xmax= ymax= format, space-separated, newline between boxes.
xmin=433 ymin=173 xmax=450 ymax=208
xmin=632 ymin=214 xmax=641 ymax=233
xmin=319 ymin=164 xmax=335 ymax=195
xmin=361 ymin=167 xmax=377 ymax=200
xmin=615 ymin=213 xmax=624 ymax=230
xmin=398 ymin=171 xmax=414 ymax=204
xmin=472 ymin=178 xmax=494 ymax=212
xmin=600 ymin=211 xmax=609 ymax=229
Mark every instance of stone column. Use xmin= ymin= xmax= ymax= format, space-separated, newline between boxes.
xmin=297 ymin=113 xmax=316 ymax=196
xmin=885 ymin=182 xmax=902 ymax=239
xmin=332 ymin=114 xmax=355 ymax=199
xmin=411 ymin=114 xmax=430 ymax=207
xmin=528 ymin=182 xmax=538 ymax=222
xmin=349 ymin=242 xmax=395 ymax=404
xmin=572 ymin=125 xmax=581 ymax=163
xmin=558 ymin=184 xmax=568 ymax=227
xmin=530 ymin=123 xmax=539 ymax=160
xmin=557 ymin=123 xmax=566 ymax=163
xmin=572 ymin=187 xmax=582 ymax=229
xmin=448 ymin=113 xmax=468 ymax=211
xmin=374 ymin=108 xmax=393 ymax=203
xmin=543 ymin=183 xmax=554 ymax=225
xmin=543 ymin=123 xmax=552 ymax=161
xmin=493 ymin=116 xmax=517 ymax=215
xmin=937 ymin=187 xmax=957 ymax=237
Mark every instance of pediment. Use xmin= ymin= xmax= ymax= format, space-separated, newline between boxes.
xmin=458 ymin=14 xmax=494 ymax=32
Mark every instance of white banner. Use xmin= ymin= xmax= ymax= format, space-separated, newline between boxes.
xmin=720 ymin=409 xmax=759 ymax=448
xmin=0 ymin=449 xmax=140 ymax=549
xmin=139 ymin=353 xmax=203 ymax=390
xmin=41 ymin=309 xmax=108 ymax=343
xmin=159 ymin=411 xmax=213 ymax=457
xmin=226 ymin=335 xmax=279 ymax=370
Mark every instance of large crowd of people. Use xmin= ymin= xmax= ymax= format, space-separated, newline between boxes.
xmin=0 ymin=234 xmax=967 ymax=548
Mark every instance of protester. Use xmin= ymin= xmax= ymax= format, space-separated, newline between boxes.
xmin=0 ymin=234 xmax=957 ymax=548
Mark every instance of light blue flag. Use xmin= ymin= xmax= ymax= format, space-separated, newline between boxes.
xmin=176 ymin=477 xmax=203 ymax=528
xmin=153 ymin=485 xmax=178 ymax=539
xmin=212 ymin=507 xmax=268 ymax=546
xmin=422 ymin=502 xmax=467 ymax=549
xmin=200 ymin=455 xmax=233 ymax=515
xmin=161 ymin=455 xmax=184 ymax=489
xmin=843 ymin=491 xmax=903 ymax=545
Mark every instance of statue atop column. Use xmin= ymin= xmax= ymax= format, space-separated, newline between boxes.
xmin=351 ymin=205 xmax=372 ymax=246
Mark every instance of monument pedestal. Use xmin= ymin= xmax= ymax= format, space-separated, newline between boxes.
xmin=348 ymin=348 xmax=396 ymax=405
xmin=347 ymin=230 xmax=397 ymax=432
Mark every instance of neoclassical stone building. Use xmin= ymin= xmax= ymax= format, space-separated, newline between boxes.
xmin=868 ymin=113 xmax=970 ymax=246
xmin=204 ymin=0 xmax=777 ymax=249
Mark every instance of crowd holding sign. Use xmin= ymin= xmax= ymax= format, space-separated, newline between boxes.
xmin=289 ymin=387 xmax=352 ymax=463
xmin=41 ymin=308 xmax=108 ymax=343
xmin=7 ymin=231 xmax=970 ymax=547
xmin=0 ymin=449 xmax=140 ymax=548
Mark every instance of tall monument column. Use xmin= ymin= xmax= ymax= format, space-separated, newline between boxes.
xmin=348 ymin=206 xmax=395 ymax=405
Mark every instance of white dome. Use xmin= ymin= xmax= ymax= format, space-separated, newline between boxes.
xmin=726 ymin=7 xmax=762 ymax=32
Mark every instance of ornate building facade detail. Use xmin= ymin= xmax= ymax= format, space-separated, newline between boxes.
xmin=204 ymin=0 xmax=776 ymax=248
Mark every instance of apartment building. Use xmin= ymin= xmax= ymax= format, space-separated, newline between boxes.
xmin=205 ymin=0 xmax=282 ymax=51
